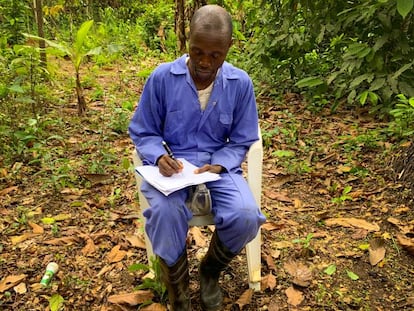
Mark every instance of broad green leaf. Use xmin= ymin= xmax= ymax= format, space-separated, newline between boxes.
xmin=41 ymin=217 xmax=56 ymax=225
xmin=327 ymin=71 xmax=341 ymax=85
xmin=86 ymin=47 xmax=102 ymax=56
xmin=8 ymin=85 xmax=24 ymax=93
xmin=392 ymin=62 xmax=414 ymax=80
xmin=74 ymin=20 xmax=94 ymax=52
xmin=272 ymin=150 xmax=295 ymax=158
xmin=368 ymin=92 xmax=379 ymax=105
xmin=128 ymin=263 xmax=149 ymax=272
xmin=324 ymin=264 xmax=337 ymax=276
xmin=23 ymin=34 xmax=71 ymax=56
xmin=343 ymin=185 xmax=352 ymax=195
xmin=358 ymin=243 xmax=370 ymax=250
xmin=369 ymin=78 xmax=386 ymax=91
xmin=345 ymin=43 xmax=367 ymax=56
xmin=356 ymin=47 xmax=372 ymax=59
xmin=397 ymin=0 xmax=414 ymax=18
xmin=108 ymin=44 xmax=124 ymax=54
xmin=49 ymin=294 xmax=64 ymax=311
xmin=373 ymin=35 xmax=389 ymax=52
xmin=346 ymin=270 xmax=359 ymax=281
xmin=350 ymin=73 xmax=374 ymax=89
xmin=295 ymin=76 xmax=324 ymax=88
xmin=358 ymin=91 xmax=369 ymax=105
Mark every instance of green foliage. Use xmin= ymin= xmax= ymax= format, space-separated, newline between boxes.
xmin=129 ymin=257 xmax=167 ymax=303
xmin=244 ymin=0 xmax=414 ymax=116
xmin=388 ymin=94 xmax=414 ymax=137
xmin=109 ymin=101 xmax=135 ymax=134
xmin=25 ymin=20 xmax=102 ymax=114
xmin=0 ymin=0 xmax=31 ymax=45
xmin=331 ymin=185 xmax=353 ymax=205
xmin=49 ymin=293 xmax=64 ymax=311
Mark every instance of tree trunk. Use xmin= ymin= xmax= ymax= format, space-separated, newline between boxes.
xmin=33 ymin=0 xmax=47 ymax=67
xmin=75 ymin=71 xmax=86 ymax=115
xmin=393 ymin=142 xmax=414 ymax=193
xmin=175 ymin=0 xmax=186 ymax=54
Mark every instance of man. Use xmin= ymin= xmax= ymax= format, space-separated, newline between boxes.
xmin=129 ymin=5 xmax=265 ymax=311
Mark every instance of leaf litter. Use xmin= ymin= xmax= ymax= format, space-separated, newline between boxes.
xmin=1 ymin=63 xmax=414 ymax=310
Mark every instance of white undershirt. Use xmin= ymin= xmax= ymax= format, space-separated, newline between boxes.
xmin=198 ymin=82 xmax=214 ymax=111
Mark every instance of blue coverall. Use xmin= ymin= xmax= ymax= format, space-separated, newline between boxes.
xmin=129 ymin=55 xmax=266 ymax=266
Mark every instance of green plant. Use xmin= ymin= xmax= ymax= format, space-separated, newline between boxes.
xmin=245 ymin=0 xmax=414 ymax=112
xmin=293 ymin=233 xmax=314 ymax=250
xmin=129 ymin=257 xmax=167 ymax=303
xmin=331 ymin=185 xmax=353 ymax=205
xmin=388 ymin=94 xmax=414 ymax=138
xmin=25 ymin=20 xmax=102 ymax=115
xmin=293 ymin=233 xmax=315 ymax=256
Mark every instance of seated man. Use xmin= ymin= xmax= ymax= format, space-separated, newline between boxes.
xmin=128 ymin=4 xmax=266 ymax=311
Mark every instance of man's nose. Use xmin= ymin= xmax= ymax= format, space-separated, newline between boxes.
xmin=199 ymin=55 xmax=211 ymax=68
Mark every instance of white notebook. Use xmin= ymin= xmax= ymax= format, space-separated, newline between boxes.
xmin=135 ymin=158 xmax=221 ymax=196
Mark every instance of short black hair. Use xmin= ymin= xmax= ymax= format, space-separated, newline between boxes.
xmin=190 ymin=5 xmax=233 ymax=41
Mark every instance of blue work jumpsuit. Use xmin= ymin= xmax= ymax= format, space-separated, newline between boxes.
xmin=129 ymin=55 xmax=266 ymax=266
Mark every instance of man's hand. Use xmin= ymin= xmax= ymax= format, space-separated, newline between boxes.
xmin=194 ymin=164 xmax=223 ymax=174
xmin=157 ymin=154 xmax=183 ymax=177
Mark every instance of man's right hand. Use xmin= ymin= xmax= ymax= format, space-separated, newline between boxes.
xmin=157 ymin=154 xmax=184 ymax=177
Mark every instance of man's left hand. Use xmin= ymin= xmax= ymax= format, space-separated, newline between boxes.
xmin=194 ymin=164 xmax=223 ymax=174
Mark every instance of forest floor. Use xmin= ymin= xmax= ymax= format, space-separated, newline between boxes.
xmin=1 ymin=59 xmax=414 ymax=311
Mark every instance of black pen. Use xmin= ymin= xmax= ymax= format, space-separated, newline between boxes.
xmin=162 ymin=141 xmax=176 ymax=160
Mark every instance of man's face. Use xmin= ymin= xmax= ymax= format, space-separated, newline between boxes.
xmin=188 ymin=29 xmax=232 ymax=86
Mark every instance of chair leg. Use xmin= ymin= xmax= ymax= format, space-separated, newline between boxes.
xmin=245 ymin=228 xmax=261 ymax=291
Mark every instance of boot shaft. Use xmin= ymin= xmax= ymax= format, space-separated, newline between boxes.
xmin=159 ymin=252 xmax=191 ymax=311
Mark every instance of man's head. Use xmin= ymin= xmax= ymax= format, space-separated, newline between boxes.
xmin=187 ymin=5 xmax=233 ymax=89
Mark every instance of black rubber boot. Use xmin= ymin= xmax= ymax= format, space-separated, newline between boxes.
xmin=199 ymin=231 xmax=237 ymax=311
xmin=159 ymin=251 xmax=191 ymax=311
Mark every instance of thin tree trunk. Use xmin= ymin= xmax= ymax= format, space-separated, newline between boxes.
xmin=33 ymin=0 xmax=47 ymax=67
xmin=175 ymin=0 xmax=186 ymax=54
xmin=75 ymin=71 xmax=86 ymax=115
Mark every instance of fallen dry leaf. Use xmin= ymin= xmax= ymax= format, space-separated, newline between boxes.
xmin=107 ymin=245 xmax=127 ymax=263
xmin=272 ymin=175 xmax=295 ymax=188
xmin=261 ymin=273 xmax=277 ymax=291
xmin=261 ymin=221 xmax=285 ymax=231
xmin=43 ymin=236 xmax=80 ymax=245
xmin=285 ymin=286 xmax=304 ymax=306
xmin=141 ymin=303 xmax=167 ymax=310
xmin=265 ymin=253 xmax=277 ymax=271
xmin=325 ymin=217 xmax=380 ymax=232
xmin=272 ymin=240 xmax=293 ymax=249
xmin=10 ymin=234 xmax=36 ymax=245
xmin=125 ymin=235 xmax=146 ymax=248
xmin=284 ymin=261 xmax=312 ymax=287
xmin=13 ymin=282 xmax=27 ymax=294
xmin=108 ymin=290 xmax=154 ymax=306
xmin=369 ymin=238 xmax=386 ymax=266
xmin=0 ymin=274 xmax=27 ymax=292
xmin=0 ymin=186 xmax=18 ymax=196
xmin=264 ymin=191 xmax=292 ymax=203
xmin=81 ymin=237 xmax=97 ymax=256
xmin=397 ymin=234 xmax=414 ymax=256
xmin=28 ymin=221 xmax=44 ymax=234
xmin=189 ymin=226 xmax=207 ymax=247
xmin=235 ymin=288 xmax=254 ymax=309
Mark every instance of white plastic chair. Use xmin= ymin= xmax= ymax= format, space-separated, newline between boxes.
xmin=132 ymin=128 xmax=263 ymax=290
